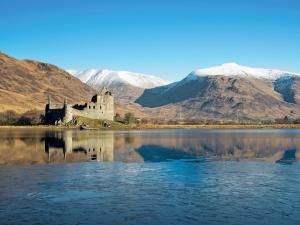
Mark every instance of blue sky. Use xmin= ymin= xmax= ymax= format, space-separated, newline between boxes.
xmin=0 ymin=0 xmax=299 ymax=81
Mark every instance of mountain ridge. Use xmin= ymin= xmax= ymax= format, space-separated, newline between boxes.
xmin=191 ymin=63 xmax=300 ymax=80
xmin=68 ymin=69 xmax=170 ymax=102
xmin=135 ymin=65 xmax=300 ymax=121
xmin=69 ymin=69 xmax=170 ymax=89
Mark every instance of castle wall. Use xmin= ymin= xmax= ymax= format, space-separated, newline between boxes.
xmin=72 ymin=94 xmax=114 ymax=121
xmin=45 ymin=106 xmax=65 ymax=124
xmin=63 ymin=104 xmax=73 ymax=123
xmin=45 ymin=88 xmax=114 ymax=124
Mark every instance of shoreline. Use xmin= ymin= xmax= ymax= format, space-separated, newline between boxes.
xmin=1 ymin=124 xmax=300 ymax=130
xmin=139 ymin=124 xmax=300 ymax=129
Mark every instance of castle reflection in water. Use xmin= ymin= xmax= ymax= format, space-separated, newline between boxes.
xmin=45 ymin=130 xmax=114 ymax=162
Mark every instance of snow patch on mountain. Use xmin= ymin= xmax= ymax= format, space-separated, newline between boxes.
xmin=191 ymin=63 xmax=300 ymax=80
xmin=69 ymin=69 xmax=170 ymax=89
xmin=67 ymin=69 xmax=99 ymax=83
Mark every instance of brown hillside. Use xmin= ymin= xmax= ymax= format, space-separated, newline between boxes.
xmin=0 ymin=52 xmax=95 ymax=113
xmin=136 ymin=75 xmax=300 ymax=121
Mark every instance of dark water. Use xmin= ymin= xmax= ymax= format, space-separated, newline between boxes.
xmin=0 ymin=129 xmax=300 ymax=225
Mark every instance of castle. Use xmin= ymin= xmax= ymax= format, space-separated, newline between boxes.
xmin=45 ymin=87 xmax=114 ymax=124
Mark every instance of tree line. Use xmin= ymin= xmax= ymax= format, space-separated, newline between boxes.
xmin=0 ymin=110 xmax=44 ymax=125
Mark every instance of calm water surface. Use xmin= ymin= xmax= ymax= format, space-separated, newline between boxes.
xmin=0 ymin=129 xmax=300 ymax=225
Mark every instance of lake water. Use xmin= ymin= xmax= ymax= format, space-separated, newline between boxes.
xmin=0 ymin=129 xmax=300 ymax=225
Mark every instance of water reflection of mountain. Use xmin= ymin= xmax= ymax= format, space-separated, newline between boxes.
xmin=115 ymin=131 xmax=300 ymax=163
xmin=135 ymin=145 xmax=196 ymax=162
xmin=0 ymin=129 xmax=300 ymax=165
xmin=276 ymin=149 xmax=297 ymax=164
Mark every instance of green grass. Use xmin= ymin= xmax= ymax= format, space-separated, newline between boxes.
xmin=74 ymin=116 xmax=138 ymax=129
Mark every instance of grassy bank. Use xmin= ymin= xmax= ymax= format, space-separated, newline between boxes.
xmin=1 ymin=110 xmax=300 ymax=130
xmin=138 ymin=124 xmax=300 ymax=129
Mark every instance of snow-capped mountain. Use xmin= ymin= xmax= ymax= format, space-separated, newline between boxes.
xmin=68 ymin=69 xmax=169 ymax=89
xmin=68 ymin=69 xmax=170 ymax=102
xmin=67 ymin=69 xmax=98 ymax=83
xmin=190 ymin=63 xmax=300 ymax=80
xmin=136 ymin=63 xmax=300 ymax=121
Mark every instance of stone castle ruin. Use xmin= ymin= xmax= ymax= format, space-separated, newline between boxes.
xmin=45 ymin=87 xmax=114 ymax=124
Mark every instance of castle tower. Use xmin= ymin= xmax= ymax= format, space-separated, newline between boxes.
xmin=96 ymin=86 xmax=109 ymax=103
xmin=48 ymin=95 xmax=51 ymax=106
xmin=63 ymin=99 xmax=73 ymax=123
xmin=98 ymin=86 xmax=114 ymax=121
xmin=45 ymin=95 xmax=51 ymax=112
